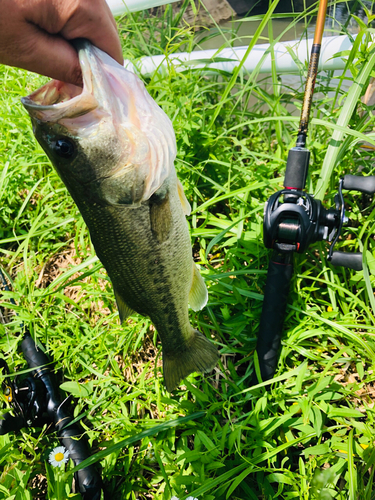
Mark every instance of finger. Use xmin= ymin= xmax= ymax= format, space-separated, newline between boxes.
xmin=102 ymin=0 xmax=119 ymax=31
xmin=11 ymin=24 xmax=83 ymax=85
xmin=64 ymin=23 xmax=124 ymax=66
xmin=25 ymin=0 xmax=123 ymax=65
xmin=61 ymin=13 xmax=124 ymax=66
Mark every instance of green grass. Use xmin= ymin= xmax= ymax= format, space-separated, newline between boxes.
xmin=1 ymin=1 xmax=375 ymax=499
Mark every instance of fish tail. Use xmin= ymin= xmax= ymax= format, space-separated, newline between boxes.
xmin=163 ymin=330 xmax=219 ymax=392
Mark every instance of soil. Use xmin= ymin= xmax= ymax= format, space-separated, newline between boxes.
xmin=156 ymin=0 xmax=235 ymax=27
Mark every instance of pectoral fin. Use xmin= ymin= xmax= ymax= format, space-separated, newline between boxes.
xmin=188 ymin=264 xmax=208 ymax=311
xmin=150 ymin=192 xmax=172 ymax=243
xmin=114 ymin=289 xmax=134 ymax=323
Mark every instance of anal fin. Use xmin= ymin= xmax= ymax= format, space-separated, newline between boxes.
xmin=114 ymin=289 xmax=134 ymax=323
xmin=189 ymin=263 xmax=208 ymax=311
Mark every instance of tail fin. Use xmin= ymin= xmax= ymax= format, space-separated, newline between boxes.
xmin=163 ymin=331 xmax=219 ymax=392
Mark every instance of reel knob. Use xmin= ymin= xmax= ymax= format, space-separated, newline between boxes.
xmin=330 ymin=251 xmax=363 ymax=271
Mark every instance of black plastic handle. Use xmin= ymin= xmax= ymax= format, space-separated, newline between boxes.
xmin=21 ymin=335 xmax=61 ymax=413
xmin=342 ymin=175 xmax=375 ymax=195
xmin=253 ymin=252 xmax=293 ymax=383
xmin=0 ymin=412 xmax=25 ymax=435
xmin=21 ymin=335 xmax=50 ymax=371
xmin=330 ymin=251 xmax=363 ymax=271
xmin=56 ymin=403 xmax=102 ymax=500
xmin=284 ymin=147 xmax=310 ymax=190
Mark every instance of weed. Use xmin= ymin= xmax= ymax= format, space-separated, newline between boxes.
xmin=1 ymin=2 xmax=375 ymax=499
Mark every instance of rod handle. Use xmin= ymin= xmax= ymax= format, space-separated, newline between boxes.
xmin=284 ymin=147 xmax=310 ymax=190
xmin=56 ymin=410 xmax=102 ymax=500
xmin=253 ymin=255 xmax=293 ymax=383
xmin=21 ymin=335 xmax=50 ymax=370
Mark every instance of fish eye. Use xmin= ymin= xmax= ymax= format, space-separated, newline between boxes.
xmin=54 ymin=138 xmax=75 ymax=158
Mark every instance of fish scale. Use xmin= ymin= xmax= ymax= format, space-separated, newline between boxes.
xmin=22 ymin=39 xmax=219 ymax=391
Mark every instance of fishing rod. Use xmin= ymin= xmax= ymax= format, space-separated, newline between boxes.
xmin=254 ymin=0 xmax=375 ymax=383
xmin=0 ymin=270 xmax=103 ymax=499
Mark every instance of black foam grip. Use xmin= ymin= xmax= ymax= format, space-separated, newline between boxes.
xmin=330 ymin=251 xmax=363 ymax=271
xmin=342 ymin=175 xmax=375 ymax=195
xmin=254 ymin=257 xmax=293 ymax=382
xmin=21 ymin=335 xmax=102 ymax=499
xmin=62 ymin=429 xmax=101 ymax=499
xmin=284 ymin=148 xmax=310 ymax=190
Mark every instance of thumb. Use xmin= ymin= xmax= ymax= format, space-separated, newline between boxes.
xmin=10 ymin=23 xmax=82 ymax=85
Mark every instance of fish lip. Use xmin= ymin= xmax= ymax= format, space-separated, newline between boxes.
xmin=21 ymin=96 xmax=51 ymax=112
xmin=20 ymin=98 xmax=55 ymax=118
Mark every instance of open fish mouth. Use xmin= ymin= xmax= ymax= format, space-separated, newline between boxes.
xmin=22 ymin=80 xmax=82 ymax=108
xmin=21 ymin=41 xmax=103 ymax=122
xmin=21 ymin=80 xmax=99 ymax=122
xmin=21 ymin=39 xmax=140 ymax=123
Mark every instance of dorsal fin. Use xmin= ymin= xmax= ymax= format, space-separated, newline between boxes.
xmin=177 ymin=179 xmax=191 ymax=216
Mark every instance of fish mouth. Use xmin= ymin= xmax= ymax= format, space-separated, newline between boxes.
xmin=21 ymin=39 xmax=106 ymax=122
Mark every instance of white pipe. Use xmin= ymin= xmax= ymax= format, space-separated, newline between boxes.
xmin=105 ymin=0 xmax=353 ymax=75
xmin=106 ymin=0 xmax=179 ymax=16
xmin=124 ymin=35 xmax=353 ymax=75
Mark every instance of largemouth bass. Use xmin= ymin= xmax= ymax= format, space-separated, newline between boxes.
xmin=22 ymin=40 xmax=218 ymax=392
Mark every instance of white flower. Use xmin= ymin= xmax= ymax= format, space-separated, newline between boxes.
xmin=171 ymin=497 xmax=198 ymax=500
xmin=48 ymin=446 xmax=70 ymax=467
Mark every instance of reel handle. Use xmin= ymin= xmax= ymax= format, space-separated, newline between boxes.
xmin=342 ymin=175 xmax=375 ymax=195
xmin=330 ymin=251 xmax=363 ymax=271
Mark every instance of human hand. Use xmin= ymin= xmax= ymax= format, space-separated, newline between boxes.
xmin=0 ymin=0 xmax=123 ymax=86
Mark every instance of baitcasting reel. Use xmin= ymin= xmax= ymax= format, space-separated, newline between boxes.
xmin=263 ymin=147 xmax=375 ymax=271
xmin=0 ymin=353 xmax=46 ymax=434
xmin=254 ymin=147 xmax=375 ymax=383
